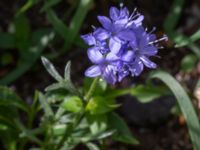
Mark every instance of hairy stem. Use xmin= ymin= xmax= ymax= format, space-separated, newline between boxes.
xmin=85 ymin=77 xmax=100 ymax=101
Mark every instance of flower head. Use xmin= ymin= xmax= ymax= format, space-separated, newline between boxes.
xmin=81 ymin=5 xmax=167 ymax=84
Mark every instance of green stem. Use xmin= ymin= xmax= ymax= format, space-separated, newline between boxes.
xmin=54 ymin=113 xmax=83 ymax=150
xmin=85 ymin=77 xmax=100 ymax=101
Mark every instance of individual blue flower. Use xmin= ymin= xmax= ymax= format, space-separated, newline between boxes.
xmin=85 ymin=48 xmax=119 ymax=84
xmin=127 ymin=26 xmax=167 ymax=76
xmin=81 ymin=32 xmax=109 ymax=54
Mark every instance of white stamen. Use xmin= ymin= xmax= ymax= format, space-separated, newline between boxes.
xmin=149 ymin=27 xmax=156 ymax=34
xmin=129 ymin=13 xmax=140 ymax=21
xmin=91 ymin=25 xmax=96 ymax=30
xmin=134 ymin=8 xmax=137 ymax=12
xmin=120 ymin=3 xmax=124 ymax=8
xmin=129 ymin=8 xmax=139 ymax=20
xmin=157 ymin=46 xmax=164 ymax=49
xmin=129 ymin=12 xmax=135 ymax=20
xmin=148 ymin=35 xmax=168 ymax=44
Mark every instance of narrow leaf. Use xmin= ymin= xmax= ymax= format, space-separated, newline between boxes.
xmin=0 ymin=86 xmax=28 ymax=112
xmin=86 ymin=142 xmax=100 ymax=150
xmin=41 ymin=0 xmax=61 ymax=12
xmin=41 ymin=56 xmax=63 ymax=81
xmin=150 ymin=71 xmax=200 ymax=150
xmin=108 ymin=112 xmax=139 ymax=145
xmin=164 ymin=0 xmax=185 ymax=32
xmin=62 ymin=96 xmax=83 ymax=113
xmin=0 ymin=29 xmax=54 ymax=85
xmin=38 ymin=92 xmax=54 ymax=118
xmin=64 ymin=61 xmax=71 ymax=81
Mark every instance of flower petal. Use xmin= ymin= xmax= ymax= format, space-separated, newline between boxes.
xmin=109 ymin=37 xmax=121 ymax=54
xmin=106 ymin=52 xmax=119 ymax=62
xmin=130 ymin=60 xmax=144 ymax=76
xmin=93 ymin=28 xmax=110 ymax=41
xmin=117 ymin=30 xmax=136 ymax=42
xmin=133 ymin=15 xmax=144 ymax=26
xmin=139 ymin=35 xmax=149 ymax=47
xmin=118 ymin=69 xmax=129 ymax=82
xmin=141 ymin=46 xmax=158 ymax=56
xmin=121 ymin=50 xmax=134 ymax=62
xmin=85 ymin=65 xmax=101 ymax=77
xmin=87 ymin=47 xmax=104 ymax=64
xmin=119 ymin=7 xmax=129 ymax=19
xmin=81 ymin=34 xmax=96 ymax=46
xmin=140 ymin=56 xmax=157 ymax=68
xmin=97 ymin=16 xmax=112 ymax=30
xmin=103 ymin=65 xmax=117 ymax=84
xmin=109 ymin=7 xmax=120 ymax=21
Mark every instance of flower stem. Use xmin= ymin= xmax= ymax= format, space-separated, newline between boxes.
xmin=85 ymin=77 xmax=100 ymax=101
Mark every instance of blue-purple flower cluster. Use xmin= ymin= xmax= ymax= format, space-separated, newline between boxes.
xmin=81 ymin=6 xmax=167 ymax=84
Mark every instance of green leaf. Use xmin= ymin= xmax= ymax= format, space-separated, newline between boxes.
xmin=38 ymin=92 xmax=54 ymax=118
xmin=41 ymin=56 xmax=63 ymax=82
xmin=173 ymin=33 xmax=200 ymax=58
xmin=108 ymin=112 xmax=139 ymax=145
xmin=130 ymin=84 xmax=168 ymax=103
xmin=46 ymin=9 xmax=70 ymax=43
xmin=64 ymin=61 xmax=71 ymax=81
xmin=45 ymin=83 xmax=64 ymax=92
xmin=85 ymin=142 xmax=100 ymax=150
xmin=163 ymin=0 xmax=200 ymax=58
xmin=67 ymin=0 xmax=92 ymax=42
xmin=175 ymin=29 xmax=200 ymax=47
xmin=46 ymin=0 xmax=92 ymax=51
xmin=0 ymin=107 xmax=19 ymax=129
xmin=53 ymin=124 xmax=66 ymax=136
xmin=15 ymin=119 xmax=42 ymax=145
xmin=14 ymin=14 xmax=31 ymax=51
xmin=150 ymin=71 xmax=200 ymax=150
xmin=0 ymin=28 xmax=54 ymax=85
xmin=191 ymin=29 xmax=200 ymax=42
xmin=95 ymin=130 xmax=115 ymax=140
xmin=164 ymin=0 xmax=185 ymax=32
xmin=87 ymin=114 xmax=107 ymax=135
xmin=181 ymin=54 xmax=198 ymax=72
xmin=86 ymin=96 xmax=116 ymax=115
xmin=0 ymin=128 xmax=18 ymax=150
xmin=104 ymin=84 xmax=168 ymax=103
xmin=0 ymin=86 xmax=28 ymax=112
xmin=62 ymin=96 xmax=83 ymax=113
xmin=41 ymin=0 xmax=61 ymax=12
xmin=17 ymin=0 xmax=39 ymax=15
xmin=0 ymin=33 xmax=15 ymax=49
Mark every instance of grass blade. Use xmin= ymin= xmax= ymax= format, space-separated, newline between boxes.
xmin=0 ymin=86 xmax=28 ymax=112
xmin=46 ymin=0 xmax=92 ymax=51
xmin=150 ymin=71 xmax=200 ymax=150
xmin=0 ymin=29 xmax=54 ymax=85
xmin=164 ymin=0 xmax=185 ymax=32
